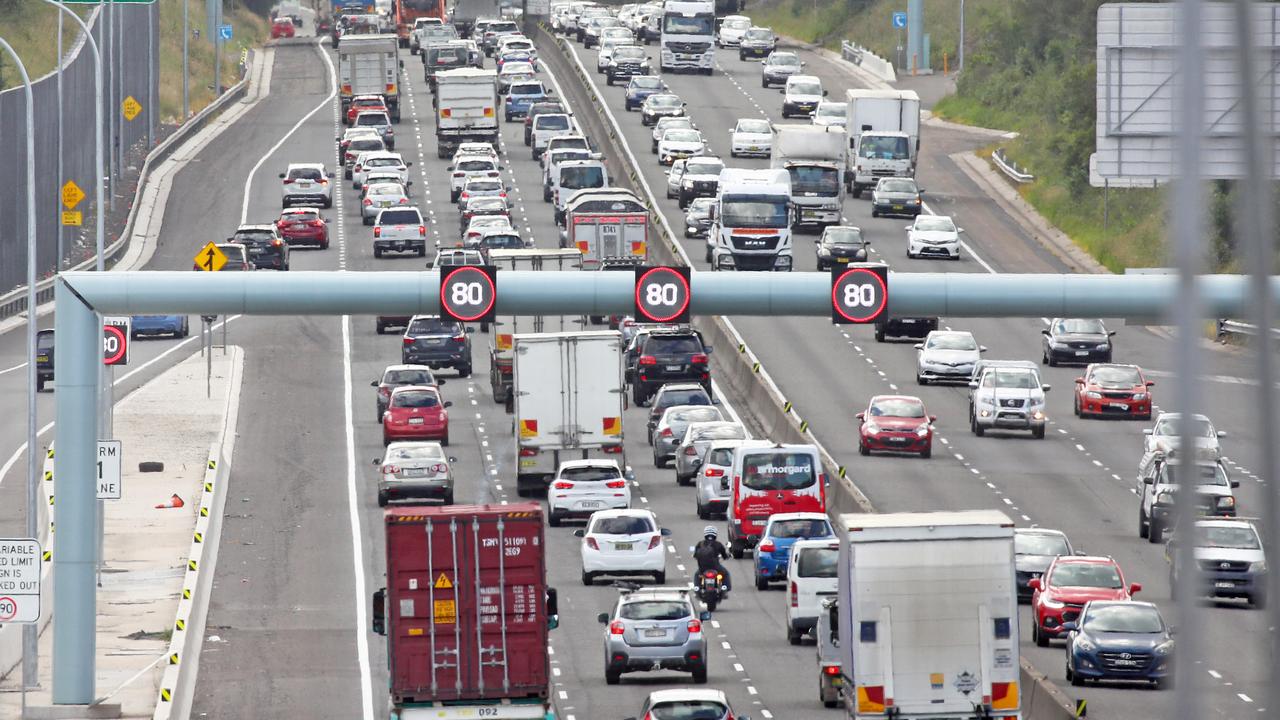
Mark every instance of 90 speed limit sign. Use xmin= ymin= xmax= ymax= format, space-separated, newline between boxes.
xmin=439 ymin=265 xmax=498 ymax=323
xmin=831 ymin=264 xmax=889 ymax=324
xmin=634 ymin=266 xmax=691 ymax=324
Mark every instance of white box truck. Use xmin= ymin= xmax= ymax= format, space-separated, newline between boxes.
xmin=771 ymin=125 xmax=846 ymax=229
xmin=837 ymin=510 xmax=1021 ymax=720
xmin=338 ymin=33 xmax=403 ymax=121
xmin=845 ymin=89 xmax=921 ymax=197
xmin=434 ymin=67 xmax=499 ymax=158
xmin=487 ymin=249 xmax=585 ymax=404
xmin=559 ymin=188 xmax=649 ymax=269
xmin=512 ymin=331 xmax=629 ymax=496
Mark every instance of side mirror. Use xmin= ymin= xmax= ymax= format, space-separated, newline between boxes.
xmin=1041 ymin=329 xmax=1051 ymax=336
xmin=407 ymin=180 xmax=414 ymax=186
xmin=1142 ymin=475 xmax=1155 ymax=484
xmin=661 ymin=528 xmax=672 ymax=536
xmin=443 ymin=401 xmax=453 ymax=408
xmin=448 ymin=456 xmax=458 ymax=463
xmin=1061 ymin=621 xmax=1079 ymax=632
xmin=1231 ymin=480 xmax=1241 ymax=488
xmin=1130 ymin=582 xmax=1142 ymax=594
xmin=704 ymin=346 xmax=712 ymax=354
xmin=1217 ymin=430 xmax=1227 ymax=437
xmin=699 ymin=610 xmax=712 ymax=621
xmin=328 ymin=171 xmax=336 ymax=178
xmin=371 ymin=588 xmax=386 ymax=635
xmin=957 ymin=227 xmax=965 ymax=233
xmin=625 ymin=466 xmax=636 ymax=480
xmin=278 ymin=172 xmax=286 ymax=178
xmin=779 ymin=89 xmax=785 ymax=94
xmin=823 ymin=89 xmax=829 ymax=96
xmin=597 ymin=612 xmax=610 ymax=624
xmin=406 ymin=161 xmax=414 ymax=166
xmin=1074 ymin=377 xmax=1085 ymax=384
xmin=1168 ymin=625 xmax=1178 ymax=636
xmin=371 ymin=458 xmax=381 ymax=465
xmin=929 ymin=415 xmax=938 ymax=422
xmin=1041 ymin=384 xmax=1052 ymax=392
xmin=855 ymin=412 xmax=865 ymax=420
xmin=370 ymin=380 xmax=379 ymax=387
xmin=1143 ymin=428 xmax=1153 ymax=435
xmin=1108 ymin=330 xmax=1117 ymax=336
xmin=1146 ymin=380 xmax=1155 ymax=387
xmin=979 ymin=346 xmax=988 ymax=353
xmin=466 ymin=326 xmax=476 ymax=333
xmin=801 ymin=61 xmax=807 ymax=66
xmin=1028 ymin=578 xmax=1042 ymax=591
xmin=913 ymin=343 xmax=924 ymax=350
xmin=968 ymin=381 xmax=979 ymax=389
xmin=573 ymin=529 xmax=585 ymax=537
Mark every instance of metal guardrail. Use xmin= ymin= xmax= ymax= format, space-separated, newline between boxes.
xmin=992 ymin=147 xmax=1035 ymax=183
xmin=0 ymin=65 xmax=253 ymax=325
xmin=840 ymin=40 xmax=864 ymax=65
xmin=1218 ymin=319 xmax=1280 ymax=341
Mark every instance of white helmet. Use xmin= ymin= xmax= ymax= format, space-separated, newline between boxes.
xmin=703 ymin=525 xmax=718 ymax=539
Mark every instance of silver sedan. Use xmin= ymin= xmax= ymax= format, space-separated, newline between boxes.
xmin=375 ymin=441 xmax=456 ymax=506
xmin=361 ymin=181 xmax=411 ymax=224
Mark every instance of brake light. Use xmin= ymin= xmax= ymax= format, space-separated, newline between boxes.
xmin=824 ymin=665 xmax=841 ymax=676
xmin=586 ymin=537 xmax=599 ymax=550
xmin=452 ymin=333 xmax=467 ymax=343
xmin=354 ymin=165 xmax=363 ymax=173
xmin=687 ymin=619 xmax=702 ymax=633
xmin=759 ymin=540 xmax=775 ymax=553
xmin=605 ymin=479 xmax=626 ymax=489
xmin=379 ymin=386 xmax=391 ymax=397
xmin=318 ymin=178 xmax=327 ymax=185
xmin=441 ymin=109 xmax=452 ymax=118
xmin=691 ymin=353 xmax=708 ymax=364
xmin=363 ymin=198 xmax=373 ymax=206
xmin=659 ymin=428 xmax=673 ymax=438
xmin=341 ymin=84 xmax=352 ymax=93
xmin=382 ymin=465 xmax=399 ymax=474
xmin=647 ymin=535 xmax=661 ymax=549
xmin=790 ymin=581 xmax=798 ymax=608
xmin=309 ymin=220 xmax=324 ymax=228
xmin=438 ymin=411 xmax=447 ymax=422
xmin=552 ymin=480 xmax=574 ymax=490
xmin=453 ymin=172 xmax=464 ymax=178
xmin=705 ymin=467 xmax=723 ymax=477
xmin=461 ymin=192 xmax=469 ymax=200
xmin=603 ymin=444 xmax=623 ymax=454
xmin=403 ymin=337 xmax=413 ymax=345
xmin=282 ymin=178 xmax=294 ymax=184
xmin=519 ymin=447 xmax=538 ymax=457
xmin=609 ymin=620 xmax=625 ymax=635
xmin=418 ymin=225 xmax=427 ymax=236
xmin=374 ymin=227 xmax=381 ymax=237
xmin=638 ymin=355 xmax=656 ymax=365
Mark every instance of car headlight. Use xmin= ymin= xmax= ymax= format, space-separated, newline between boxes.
xmin=1218 ymin=496 xmax=1236 ymax=509
xmin=1086 ymin=391 xmax=1102 ymax=399
xmin=1074 ymin=636 xmax=1096 ymax=653
xmin=915 ymin=424 xmax=930 ymax=437
xmin=818 ymin=247 xmax=830 ymax=256
xmin=1154 ymin=641 xmax=1175 ymax=657
xmin=775 ymin=255 xmax=792 ymax=268
xmin=1133 ymin=393 xmax=1148 ymax=401
xmin=1095 ymin=343 xmax=1110 ymax=350
xmin=1042 ymin=597 xmax=1065 ymax=609
xmin=1031 ymin=410 xmax=1046 ymax=420
xmin=863 ymin=422 xmax=881 ymax=435
xmin=1156 ymin=492 xmax=1175 ymax=506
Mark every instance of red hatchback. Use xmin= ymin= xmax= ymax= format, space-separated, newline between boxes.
xmin=275 ymin=208 xmax=330 ymax=249
xmin=857 ymin=395 xmax=936 ymax=458
xmin=1030 ymin=556 xmax=1141 ymax=646
xmin=346 ymin=95 xmax=387 ymax=126
xmin=270 ymin=18 xmax=295 ymax=39
xmin=1073 ymin=363 xmax=1154 ymax=420
xmin=382 ymin=386 xmax=452 ymax=446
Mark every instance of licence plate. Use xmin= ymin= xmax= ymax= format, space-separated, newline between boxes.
xmin=643 ymin=628 xmax=666 ymax=638
xmin=519 ymin=459 xmax=537 ymax=468
xmin=36 ymin=355 xmax=48 ymax=363
xmin=426 ymin=338 xmax=443 ymax=345
xmin=666 ymin=364 xmax=682 ymax=371
xmin=1216 ymin=581 xmax=1235 ymax=589
xmin=901 ymin=318 xmax=917 ymax=323
xmin=836 ymin=257 xmax=850 ymax=263
xmin=614 ymin=542 xmax=633 ymax=550
xmin=749 ymin=146 xmax=760 ymax=151
xmin=248 ymin=247 xmax=264 ymax=254
xmin=404 ymin=468 xmax=427 ymax=477
xmin=408 ymin=417 xmax=424 ymax=425
xmin=1113 ymin=659 xmax=1139 ymax=667
xmin=1110 ymin=402 xmax=1130 ymax=410
xmin=297 ymin=182 xmax=312 ymax=189
xmin=1075 ymin=350 xmax=1089 ymax=356
xmin=578 ymin=500 xmax=603 ymax=509
xmin=830 ymin=677 xmax=843 ymax=686
xmin=892 ymin=204 xmax=904 ymax=210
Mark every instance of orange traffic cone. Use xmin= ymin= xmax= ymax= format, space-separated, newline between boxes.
xmin=155 ymin=494 xmax=185 ymax=509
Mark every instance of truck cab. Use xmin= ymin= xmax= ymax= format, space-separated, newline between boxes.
xmin=710 ymin=167 xmax=793 ymax=271
xmin=771 ymin=125 xmax=845 ymax=229
xmin=660 ymin=0 xmax=716 ymax=74
xmin=553 ymin=160 xmax=609 ymax=224
xmin=845 ymin=88 xmax=921 ymax=196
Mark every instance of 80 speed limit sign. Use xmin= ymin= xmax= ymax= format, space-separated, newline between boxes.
xmin=831 ymin=264 xmax=889 ymax=324
xmin=439 ymin=265 xmax=498 ymax=323
xmin=634 ymin=266 xmax=691 ymax=324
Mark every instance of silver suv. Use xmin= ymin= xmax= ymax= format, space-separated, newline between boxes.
xmin=673 ymin=421 xmax=748 ymax=485
xmin=280 ymin=163 xmax=334 ymax=209
xmin=968 ymin=364 xmax=1050 ymax=438
xmin=1138 ymin=456 xmax=1238 ymax=543
xmin=597 ymin=586 xmax=710 ymax=685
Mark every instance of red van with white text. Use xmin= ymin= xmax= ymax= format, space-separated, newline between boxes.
xmin=727 ymin=443 xmax=826 ymax=557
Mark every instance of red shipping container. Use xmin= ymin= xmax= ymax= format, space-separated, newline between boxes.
xmin=384 ymin=504 xmax=550 ymax=705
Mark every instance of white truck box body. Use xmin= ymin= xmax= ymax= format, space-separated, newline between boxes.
xmin=488 ymin=250 xmax=585 ymax=402
xmin=845 ymin=89 xmax=922 ymax=191
xmin=434 ymin=68 xmax=499 ymax=156
xmin=770 ymin=125 xmax=846 ymax=226
xmin=837 ymin=510 xmax=1021 ymax=720
xmin=339 ymin=34 xmax=402 ymax=113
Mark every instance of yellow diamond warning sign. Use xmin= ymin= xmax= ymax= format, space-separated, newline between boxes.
xmin=61 ymin=180 xmax=85 ymax=209
xmin=433 ymin=599 xmax=456 ymax=624
xmin=122 ymin=95 xmax=142 ymax=121
xmin=434 ymin=572 xmax=453 ymax=589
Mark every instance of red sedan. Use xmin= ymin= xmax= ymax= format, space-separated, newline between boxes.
xmin=856 ymin=395 xmax=936 ymax=458
xmin=346 ymin=95 xmax=387 ymax=126
xmin=1073 ymin=363 xmax=1154 ymax=419
xmin=1030 ymin=556 xmax=1140 ymax=646
xmin=270 ymin=18 xmax=295 ymax=40
xmin=382 ymin=386 xmax=452 ymax=445
xmin=275 ymin=208 xmax=330 ymax=249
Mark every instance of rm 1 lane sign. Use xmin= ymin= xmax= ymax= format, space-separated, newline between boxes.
xmin=439 ymin=265 xmax=498 ymax=323
xmin=103 ymin=316 xmax=130 ymax=366
xmin=634 ymin=266 xmax=691 ymax=324
xmin=831 ymin=264 xmax=889 ymax=324
xmin=0 ymin=539 xmax=42 ymax=624
xmin=97 ymin=440 xmax=122 ymax=500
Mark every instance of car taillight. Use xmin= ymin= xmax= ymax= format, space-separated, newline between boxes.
xmin=373 ymin=227 xmax=381 ymax=237
xmin=603 ymin=444 xmax=623 ymax=454
xmin=430 ymin=463 xmax=447 ymax=474
xmin=691 ymin=353 xmax=708 ymax=364
xmin=379 ymin=386 xmax=390 ymax=397
xmin=354 ymin=165 xmax=363 ymax=173
xmin=609 ymin=620 xmax=625 ymax=635
xmin=310 ymin=220 xmax=324 ymax=228
xmin=687 ymin=619 xmax=702 ymax=633
xmin=759 ymin=540 xmax=775 ymax=553
xmin=403 ymin=337 xmax=414 ymax=345
xmin=605 ymin=479 xmax=626 ymax=489
xmin=441 ymin=108 xmax=452 ymax=118
xmin=790 ymin=581 xmax=798 ymax=608
xmin=438 ymin=411 xmax=447 ymax=421
xmin=453 ymin=333 xmax=466 ymax=343
xmin=705 ymin=467 xmax=723 ymax=477
xmin=272 ymin=239 xmax=282 ymax=247
xmin=684 ymin=446 xmax=698 ymax=456
xmin=488 ymin=171 xmax=499 ymax=177
xmin=519 ymin=447 xmax=538 ymax=457
xmin=638 ymin=355 xmax=656 ymax=365
xmin=282 ymin=178 xmax=294 ymax=184
xmin=317 ymin=178 xmax=328 ymax=185
xmin=552 ymin=480 xmax=574 ymax=490
xmin=460 ymin=192 xmax=469 ymax=200
xmin=823 ymin=665 xmax=841 ymax=676
xmin=363 ymin=198 xmax=373 ymax=206
xmin=381 ymin=465 xmax=399 ymax=474
xmin=586 ymin=537 xmax=599 ymax=550
xmin=660 ymin=428 xmax=672 ymax=438
xmin=418 ymin=225 xmax=426 ymax=236
xmin=647 ymin=535 xmax=661 ymax=549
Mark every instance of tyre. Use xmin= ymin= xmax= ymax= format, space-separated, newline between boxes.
xmin=874 ymin=326 xmax=886 ymax=342
xmin=1073 ymin=396 xmax=1081 ymax=417
xmin=851 ymin=186 xmax=862 ymax=199
xmin=653 ymin=453 xmax=666 ymax=469
xmin=1149 ymin=519 xmax=1163 ymax=544
xmin=581 ymin=571 xmax=595 ymax=586
xmin=373 ymin=247 xmax=383 ymax=258
xmin=787 ymin=626 xmax=803 ymax=645
xmin=730 ymin=541 xmax=744 ymax=559
xmin=755 ymin=576 xmax=769 ymax=591
xmin=1034 ymin=621 xmax=1048 ymax=647
xmin=1032 ymin=426 xmax=1045 ymax=439
xmin=761 ymin=78 xmax=768 ymax=88
xmin=548 ymin=511 xmax=561 ymax=527
xmin=1138 ymin=505 xmax=1149 ymax=538
xmin=653 ymin=571 xmax=666 ymax=584
xmin=871 ymin=209 xmax=879 ymax=218
xmin=704 ymin=596 xmax=719 ymax=611
xmin=458 ymin=364 xmax=472 ymax=378
xmin=604 ymin=669 xmax=620 ymax=685
xmin=974 ymin=423 xmax=985 ymax=437
xmin=441 ymin=433 xmax=450 ymax=447
xmin=362 ymin=215 xmax=372 ymax=226
xmin=697 ymin=501 xmax=709 ymax=520
xmin=450 ymin=189 xmax=459 ymax=203
xmin=1067 ymin=661 xmax=1081 ymax=686
xmin=705 ymin=245 xmax=712 ymax=263
xmin=921 ymin=444 xmax=932 ymax=459
xmin=691 ymin=666 xmax=708 ymax=684
xmin=378 ymin=490 xmax=388 ymax=507
xmin=858 ymin=442 xmax=869 ymax=457
xmin=916 ymin=373 xmax=927 ymax=385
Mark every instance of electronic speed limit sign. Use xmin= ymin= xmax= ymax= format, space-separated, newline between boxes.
xmin=103 ymin=316 xmax=130 ymax=366
xmin=439 ymin=265 xmax=498 ymax=323
xmin=634 ymin=266 xmax=691 ymax=324
xmin=831 ymin=264 xmax=889 ymax=324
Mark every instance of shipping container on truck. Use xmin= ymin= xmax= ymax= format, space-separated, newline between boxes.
xmin=487 ymin=249 xmax=585 ymax=404
xmin=372 ymin=504 xmax=559 ymax=720
xmin=844 ymin=89 xmax=921 ymax=196
xmin=836 ymin=510 xmax=1021 ymax=720
xmin=559 ymin=189 xmax=649 ymax=269
xmin=339 ymin=33 xmax=404 ymax=121
xmin=512 ymin=331 xmax=629 ymax=496
xmin=435 ymin=68 xmax=500 ymax=158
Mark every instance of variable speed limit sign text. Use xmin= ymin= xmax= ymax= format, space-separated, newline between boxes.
xmin=0 ymin=538 xmax=42 ymax=624
xmin=634 ymin=266 xmax=691 ymax=324
xmin=439 ymin=265 xmax=498 ymax=324
xmin=831 ymin=264 xmax=889 ymax=324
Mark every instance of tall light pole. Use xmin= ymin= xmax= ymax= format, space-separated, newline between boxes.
xmin=0 ymin=32 xmax=39 ymax=712
xmin=183 ymin=0 xmax=190 ymax=118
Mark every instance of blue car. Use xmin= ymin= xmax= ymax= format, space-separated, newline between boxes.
xmin=753 ymin=512 xmax=833 ymax=590
xmin=624 ymin=75 xmax=667 ymax=112
xmin=131 ymin=315 xmax=189 ymax=339
xmin=1064 ymin=601 xmax=1174 ymax=688
xmin=504 ymin=80 xmax=549 ymax=121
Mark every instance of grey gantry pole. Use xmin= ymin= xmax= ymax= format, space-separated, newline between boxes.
xmin=0 ymin=34 xmax=39 ymax=706
xmin=183 ymin=0 xmax=190 ymax=119
xmin=51 ymin=280 xmax=101 ymax=705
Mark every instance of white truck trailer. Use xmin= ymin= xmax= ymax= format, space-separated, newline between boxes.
xmin=512 ymin=332 xmax=629 ymax=497
xmin=845 ymin=89 xmax=921 ymax=197
xmin=837 ymin=510 xmax=1021 ymax=720
xmin=338 ymin=33 xmax=403 ymax=121
xmin=434 ymin=67 xmax=499 ymax=158
xmin=771 ymin=125 xmax=846 ymax=230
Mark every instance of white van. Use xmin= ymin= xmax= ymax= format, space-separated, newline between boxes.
xmin=785 ymin=537 xmax=839 ymax=644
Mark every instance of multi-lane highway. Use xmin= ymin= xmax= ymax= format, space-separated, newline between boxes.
xmin=0 ymin=14 xmax=1271 ymax=720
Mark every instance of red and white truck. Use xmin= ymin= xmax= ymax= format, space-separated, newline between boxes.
xmin=372 ymin=504 xmax=559 ymax=720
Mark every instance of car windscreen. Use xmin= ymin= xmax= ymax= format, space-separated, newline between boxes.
xmin=869 ymin=398 xmax=926 ymax=418
xmin=1015 ymin=533 xmax=1069 ymax=556
xmin=366 ymin=157 xmax=401 ymax=168
xmin=614 ymin=47 xmax=645 ymax=59
xmin=685 ymin=160 xmax=723 ymax=175
xmin=986 ymin=370 xmax=1038 ymax=389
xmin=769 ymin=54 xmax=799 ymax=66
xmin=927 ymin=334 xmax=977 ymax=351
xmin=817 ymin=104 xmax=846 ymax=118
xmin=481 ymin=234 xmax=524 ymax=248
xmin=736 ymin=119 xmax=770 ymax=134
xmin=350 ymin=139 xmax=385 ymax=152
xmin=378 ymin=209 xmax=420 ymax=224
xmin=723 ymin=18 xmax=750 ymax=29
xmin=706 ymin=447 xmax=735 ymax=467
xmin=366 ymin=183 xmax=403 ymax=197
xmin=1050 ymin=563 xmax=1122 ymax=589
xmin=1163 ymin=463 xmax=1229 ymax=486
xmin=458 ymin=159 xmax=496 ymax=172
xmin=288 ymin=167 xmax=324 ymax=180
xmin=789 ymin=82 xmax=822 ymax=96
xmin=387 ymin=369 xmax=435 ymax=385
xmin=824 ymin=227 xmax=863 ymax=246
xmin=657 ymin=389 xmax=710 ymax=409
xmin=646 ymin=336 xmax=702 ymax=354
xmin=392 ymin=390 xmax=440 ymax=408
xmin=861 ymin=136 xmax=910 ymax=160
xmin=560 ymin=166 xmax=605 ymax=190
xmin=407 ymin=318 xmax=455 ymax=334
xmin=914 ymin=217 xmax=955 ymax=232
xmin=741 ymin=451 xmax=817 ymax=491
xmin=692 ymin=425 xmax=746 ymax=442
xmin=1091 ymin=366 xmax=1141 ymax=385
xmin=670 ymin=407 xmax=722 ymax=425
xmin=560 ymin=465 xmax=620 ymax=482
xmin=466 ymin=180 xmax=501 ymax=192
xmin=796 ymin=546 xmax=838 ymax=578
xmin=231 ymin=230 xmax=275 ymax=244
xmin=536 ymin=115 xmax=572 ymax=130
xmin=355 ymin=113 xmax=390 ymax=126
xmin=649 ymin=701 xmax=730 ymax=720
xmin=509 ymin=83 xmax=544 ymax=95
xmin=1054 ymin=319 xmax=1106 ymax=335
xmin=744 ymin=29 xmax=773 ymax=41
xmin=788 ymin=166 xmax=839 ymax=194
xmin=721 ymin=197 xmax=788 ymax=228
xmin=649 ymin=95 xmax=681 ymax=108
xmin=592 ymin=515 xmax=654 ymax=535
xmin=1083 ymin=604 xmax=1163 ymax=633
xmin=769 ymin=519 xmax=830 ymax=539
xmin=467 ymin=197 xmax=507 ymax=211
xmin=428 ymin=47 xmax=467 ymax=64
xmin=619 ymin=600 xmax=689 ymax=621
xmin=1196 ymin=525 xmax=1260 ymax=549
xmin=386 ymin=444 xmax=445 ymax=460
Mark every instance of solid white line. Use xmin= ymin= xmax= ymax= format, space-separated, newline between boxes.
xmin=0 ymin=361 xmax=27 ymax=377
xmin=1238 ymin=693 xmax=1253 ymax=703
xmin=343 ymin=295 xmax=375 ymax=720
xmin=240 ymin=39 xmax=338 ymax=224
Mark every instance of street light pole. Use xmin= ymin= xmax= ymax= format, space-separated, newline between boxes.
xmin=183 ymin=0 xmax=190 ymax=119
xmin=0 ymin=33 xmax=40 ymax=711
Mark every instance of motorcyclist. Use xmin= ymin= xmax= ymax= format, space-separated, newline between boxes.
xmin=692 ymin=525 xmax=731 ymax=591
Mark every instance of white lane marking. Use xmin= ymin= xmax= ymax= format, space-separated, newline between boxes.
xmin=343 ymin=314 xmax=375 ymax=720
xmin=240 ymin=41 xmax=337 ymax=224
xmin=0 ymin=361 xmax=27 ymax=376
xmin=1240 ymin=694 xmax=1253 ymax=703
xmin=1208 ymin=670 xmax=1222 ymax=679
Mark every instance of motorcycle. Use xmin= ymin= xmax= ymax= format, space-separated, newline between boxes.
xmin=695 ymin=568 xmax=726 ymax=612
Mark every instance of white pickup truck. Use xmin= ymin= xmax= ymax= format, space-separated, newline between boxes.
xmin=372 ymin=206 xmax=427 ymax=258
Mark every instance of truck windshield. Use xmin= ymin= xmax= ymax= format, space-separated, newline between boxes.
xmin=721 ymin=196 xmax=788 ymax=228
xmin=860 ymin=135 xmax=910 ymax=160
xmin=561 ymin=166 xmax=605 ymax=190
xmin=741 ymin=452 xmax=816 ymax=491
xmin=663 ymin=13 xmax=714 ymax=35
xmin=788 ymin=166 xmax=840 ymax=195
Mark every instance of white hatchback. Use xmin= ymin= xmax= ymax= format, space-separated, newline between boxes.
xmin=906 ymin=214 xmax=962 ymax=260
xmin=576 ymin=508 xmax=669 ymax=585
xmin=547 ymin=459 xmax=630 ymax=526
xmin=784 ymin=537 xmax=839 ymax=644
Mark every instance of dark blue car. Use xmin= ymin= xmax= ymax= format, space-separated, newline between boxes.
xmin=131 ymin=315 xmax=189 ymax=339
xmin=624 ymin=75 xmax=667 ymax=112
xmin=753 ymin=512 xmax=833 ymax=590
xmin=1064 ymin=601 xmax=1174 ymax=688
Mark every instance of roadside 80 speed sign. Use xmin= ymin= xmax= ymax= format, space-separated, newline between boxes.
xmin=634 ymin=266 xmax=691 ymax=324
xmin=831 ymin=264 xmax=889 ymax=324
xmin=439 ymin=265 xmax=498 ymax=323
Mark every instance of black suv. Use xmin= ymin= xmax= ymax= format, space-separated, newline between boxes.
xmin=590 ymin=258 xmax=647 ymax=326
xmin=874 ymin=315 xmax=938 ymax=342
xmin=1041 ymin=318 xmax=1114 ymax=366
xmin=35 ymin=329 xmax=54 ymax=392
xmin=228 ymin=225 xmax=290 ymax=271
xmin=401 ymin=315 xmax=474 ymax=377
xmin=630 ymin=328 xmax=712 ymax=405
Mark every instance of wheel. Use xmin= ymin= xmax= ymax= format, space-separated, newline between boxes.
xmin=378 ymin=490 xmax=388 ymax=507
xmin=974 ymin=423 xmax=985 ymax=437
xmin=604 ymin=669 xmax=620 ymax=685
xmin=458 ymin=364 xmax=472 ymax=378
xmin=697 ymin=502 xmax=709 ymax=520
xmin=1138 ymin=505 xmax=1149 ymax=538
xmin=704 ymin=597 xmax=718 ymax=612
xmin=871 ymin=209 xmax=879 ymax=218
xmin=373 ymin=247 xmax=383 ymax=258
xmin=691 ymin=666 xmax=708 ymax=684
xmin=441 ymin=433 xmax=450 ymax=447
xmin=730 ymin=541 xmax=744 ymax=560
xmin=653 ymin=571 xmax=666 ymax=584
xmin=548 ymin=511 xmax=561 ymax=527
xmin=755 ymin=576 xmax=769 ymax=591
xmin=653 ymin=453 xmax=666 ymax=469
xmin=581 ymin=571 xmax=595 ymax=586
xmin=362 ymin=215 xmax=372 ymax=226
xmin=450 ymin=189 xmax=459 ymax=203
xmin=874 ymin=326 xmax=886 ymax=342
xmin=921 ymin=444 xmax=932 ymax=459
xmin=705 ymin=245 xmax=712 ymax=263
xmin=1149 ymin=519 xmax=1163 ymax=544
xmin=1034 ymin=621 xmax=1048 ymax=647
xmin=916 ymin=373 xmax=927 ymax=385
xmin=824 ymin=699 xmax=838 ymax=709
xmin=1073 ymin=395 xmax=1081 ymax=417
xmin=906 ymin=250 xmax=915 ymax=259
xmin=1068 ymin=660 xmax=1082 ymax=686
xmin=858 ymin=442 xmax=869 ymax=456
xmin=1032 ymin=426 xmax=1045 ymax=439
xmin=787 ymin=626 xmax=803 ymax=645
xmin=632 ymin=385 xmax=647 ymax=406
xmin=761 ymin=78 xmax=768 ymax=88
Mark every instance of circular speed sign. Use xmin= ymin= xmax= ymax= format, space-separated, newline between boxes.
xmin=439 ymin=265 xmax=498 ymax=323
xmin=634 ymin=266 xmax=692 ymax=324
xmin=831 ymin=265 xmax=889 ymax=324
xmin=102 ymin=324 xmax=128 ymax=365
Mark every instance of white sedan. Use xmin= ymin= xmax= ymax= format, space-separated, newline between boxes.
xmin=576 ymin=508 xmax=669 ymax=585
xmin=547 ymin=459 xmax=631 ymax=526
xmin=658 ymin=129 xmax=706 ymax=166
xmin=729 ymin=117 xmax=772 ymax=158
xmin=906 ymin=214 xmax=962 ymax=260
